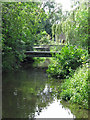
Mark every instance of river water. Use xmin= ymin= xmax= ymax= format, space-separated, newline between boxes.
xmin=2 ymin=64 xmax=88 ymax=119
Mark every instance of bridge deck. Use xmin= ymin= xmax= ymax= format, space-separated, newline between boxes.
xmin=33 ymin=47 xmax=49 ymax=51
xmin=34 ymin=45 xmax=65 ymax=47
xmin=33 ymin=45 xmax=65 ymax=52
xmin=25 ymin=51 xmax=60 ymax=57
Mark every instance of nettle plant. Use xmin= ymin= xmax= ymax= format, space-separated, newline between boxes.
xmin=47 ymin=45 xmax=88 ymax=78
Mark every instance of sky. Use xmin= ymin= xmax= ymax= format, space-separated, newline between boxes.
xmin=55 ymin=0 xmax=72 ymax=11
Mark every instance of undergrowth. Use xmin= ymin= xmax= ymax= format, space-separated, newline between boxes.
xmin=60 ymin=64 xmax=88 ymax=109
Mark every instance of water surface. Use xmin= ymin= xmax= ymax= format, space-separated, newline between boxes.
xmin=2 ymin=66 xmax=88 ymax=118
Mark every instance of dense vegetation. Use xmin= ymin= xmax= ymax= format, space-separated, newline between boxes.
xmin=2 ymin=0 xmax=62 ymax=71
xmin=47 ymin=45 xmax=88 ymax=79
xmin=52 ymin=0 xmax=88 ymax=48
xmin=2 ymin=0 xmax=89 ymax=110
xmin=2 ymin=2 xmax=48 ymax=70
xmin=60 ymin=64 xmax=88 ymax=109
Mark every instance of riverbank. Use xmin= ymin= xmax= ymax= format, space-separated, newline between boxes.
xmin=60 ymin=64 xmax=88 ymax=109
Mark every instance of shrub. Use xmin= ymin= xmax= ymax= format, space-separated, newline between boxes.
xmin=47 ymin=45 xmax=88 ymax=78
xmin=60 ymin=64 xmax=88 ymax=109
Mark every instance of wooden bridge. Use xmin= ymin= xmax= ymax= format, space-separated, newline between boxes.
xmin=25 ymin=51 xmax=60 ymax=57
xmin=25 ymin=45 xmax=64 ymax=57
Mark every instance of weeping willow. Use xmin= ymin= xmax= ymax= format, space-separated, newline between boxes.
xmin=52 ymin=0 xmax=88 ymax=48
xmin=52 ymin=23 xmax=62 ymax=42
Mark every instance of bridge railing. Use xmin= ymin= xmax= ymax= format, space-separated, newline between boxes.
xmin=33 ymin=45 xmax=65 ymax=51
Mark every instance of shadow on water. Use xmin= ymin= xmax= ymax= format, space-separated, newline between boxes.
xmin=2 ymin=63 xmax=88 ymax=119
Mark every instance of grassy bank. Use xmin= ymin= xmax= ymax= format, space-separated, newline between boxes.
xmin=60 ymin=64 xmax=88 ymax=109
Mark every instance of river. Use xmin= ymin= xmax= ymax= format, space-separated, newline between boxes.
xmin=2 ymin=63 xmax=88 ymax=119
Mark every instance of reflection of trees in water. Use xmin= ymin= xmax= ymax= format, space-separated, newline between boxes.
xmin=3 ymin=68 xmax=87 ymax=119
xmin=2 ymin=68 xmax=55 ymax=118
xmin=18 ymin=84 xmax=54 ymax=118
xmin=35 ymin=84 xmax=54 ymax=117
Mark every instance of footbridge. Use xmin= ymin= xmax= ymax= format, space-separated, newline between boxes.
xmin=25 ymin=45 xmax=65 ymax=57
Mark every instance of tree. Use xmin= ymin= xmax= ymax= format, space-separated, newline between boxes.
xmin=51 ymin=0 xmax=88 ymax=48
xmin=41 ymin=0 xmax=62 ymax=37
xmin=2 ymin=2 xmax=47 ymax=70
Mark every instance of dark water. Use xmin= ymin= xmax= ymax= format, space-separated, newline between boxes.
xmin=2 ymin=65 xmax=88 ymax=119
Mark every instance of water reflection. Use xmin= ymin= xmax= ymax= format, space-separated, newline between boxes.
xmin=3 ymin=67 xmax=47 ymax=118
xmin=35 ymin=98 xmax=75 ymax=118
xmin=2 ymin=66 xmax=88 ymax=118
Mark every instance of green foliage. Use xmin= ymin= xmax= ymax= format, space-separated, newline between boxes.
xmin=33 ymin=57 xmax=46 ymax=65
xmin=60 ymin=64 xmax=88 ymax=109
xmin=52 ymin=1 xmax=88 ymax=48
xmin=47 ymin=45 xmax=88 ymax=78
xmin=36 ymin=31 xmax=51 ymax=45
xmin=2 ymin=2 xmax=26 ymax=70
xmin=52 ymin=23 xmax=62 ymax=40
xmin=42 ymin=0 xmax=62 ymax=37
xmin=63 ymin=4 xmax=88 ymax=48
xmin=2 ymin=2 xmax=47 ymax=70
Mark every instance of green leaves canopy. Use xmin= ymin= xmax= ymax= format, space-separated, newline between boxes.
xmin=2 ymin=2 xmax=47 ymax=70
xmin=52 ymin=1 xmax=88 ymax=48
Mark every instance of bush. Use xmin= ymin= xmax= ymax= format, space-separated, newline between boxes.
xmin=47 ymin=45 xmax=88 ymax=78
xmin=37 ymin=31 xmax=51 ymax=45
xmin=60 ymin=64 xmax=88 ymax=109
